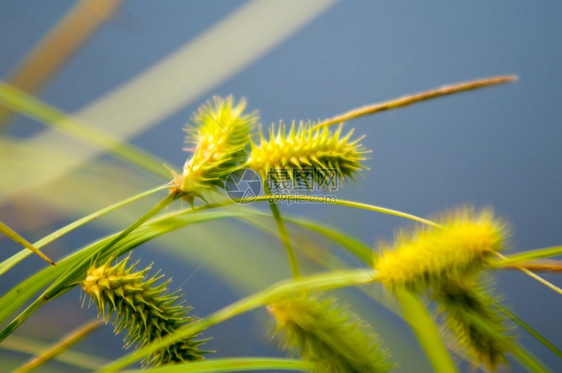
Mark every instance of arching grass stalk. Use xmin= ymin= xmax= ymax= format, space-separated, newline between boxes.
xmin=90 ymin=193 xmax=179 ymax=267
xmin=0 ymin=198 xmax=554 ymax=372
xmin=313 ymin=75 xmax=518 ymax=129
xmin=0 ymin=184 xmax=169 ymax=277
xmin=2 ymin=191 xmax=554 ymax=341
xmin=199 ymin=195 xmax=439 ymax=227
xmin=494 ymin=303 xmax=562 ymax=358
xmin=0 ymin=211 xmax=251 ymax=340
xmin=1 ymin=198 xmax=433 ymax=340
xmin=392 ymin=288 xmax=458 ymax=373
xmin=491 ymin=245 xmax=562 ymax=266
xmin=0 ymin=192 xmax=178 ymax=340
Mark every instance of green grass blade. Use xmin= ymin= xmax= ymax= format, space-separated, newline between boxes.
xmin=98 ymin=269 xmax=376 ymax=372
xmin=492 ymin=246 xmax=562 ymax=267
xmin=0 ymin=185 xmax=168 ymax=276
xmin=394 ymin=288 xmax=458 ymax=373
xmin=0 ymin=82 xmax=175 ymax=179
xmin=15 ymin=319 xmax=103 ymax=373
xmin=0 ymin=220 xmax=54 ymax=266
xmin=122 ymin=357 xmax=310 ymax=373
xmin=266 ymin=198 xmax=300 ymax=279
xmin=496 ymin=303 xmax=562 ymax=358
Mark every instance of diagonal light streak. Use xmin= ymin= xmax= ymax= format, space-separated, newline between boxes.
xmin=2 ymin=0 xmax=337 ymax=203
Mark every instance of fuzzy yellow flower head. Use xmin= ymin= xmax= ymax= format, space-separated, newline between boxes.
xmin=269 ymin=295 xmax=391 ymax=373
xmin=375 ymin=208 xmax=508 ymax=289
xmin=247 ymin=121 xmax=368 ymax=191
xmin=172 ymin=96 xmax=257 ymax=201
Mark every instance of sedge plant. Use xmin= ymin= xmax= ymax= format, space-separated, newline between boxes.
xmin=1 ymin=75 xmax=561 ymax=373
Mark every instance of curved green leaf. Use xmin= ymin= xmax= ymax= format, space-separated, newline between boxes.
xmin=0 ymin=185 xmax=168 ymax=276
xmin=122 ymin=357 xmax=310 ymax=373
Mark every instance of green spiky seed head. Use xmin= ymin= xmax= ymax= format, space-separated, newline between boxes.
xmin=247 ymin=121 xmax=369 ymax=191
xmin=268 ymin=295 xmax=391 ymax=373
xmin=172 ymin=96 xmax=257 ymax=203
xmin=375 ymin=207 xmax=508 ymax=290
xmin=434 ymin=279 xmax=512 ymax=371
xmin=81 ymin=257 xmax=209 ymax=366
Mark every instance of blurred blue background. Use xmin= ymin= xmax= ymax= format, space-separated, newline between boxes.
xmin=1 ymin=1 xmax=561 ymax=371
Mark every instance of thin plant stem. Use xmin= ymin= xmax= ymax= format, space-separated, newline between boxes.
xmin=501 ymin=261 xmax=562 ymax=273
xmin=268 ymin=202 xmax=301 ymax=279
xmin=492 ymin=246 xmax=562 ymax=267
xmin=495 ymin=253 xmax=562 ymax=295
xmin=89 ymin=193 xmax=179 ymax=264
xmin=0 ymin=184 xmax=169 ymax=276
xmin=313 ymin=75 xmax=518 ymax=128
xmin=264 ymin=184 xmax=300 ymax=279
xmin=40 ymin=192 xmax=178 ymax=304
xmin=394 ymin=288 xmax=458 ymax=373
xmin=495 ymin=303 xmax=562 ymax=358
xmin=15 ymin=319 xmax=103 ymax=373
xmin=195 ymin=194 xmax=439 ymax=227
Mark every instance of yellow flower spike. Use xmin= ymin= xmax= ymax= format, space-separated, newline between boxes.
xmin=375 ymin=207 xmax=508 ymax=290
xmin=171 ymin=96 xmax=257 ymax=203
xmin=81 ymin=257 xmax=209 ymax=366
xmin=269 ymin=295 xmax=391 ymax=373
xmin=247 ymin=121 xmax=369 ymax=191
